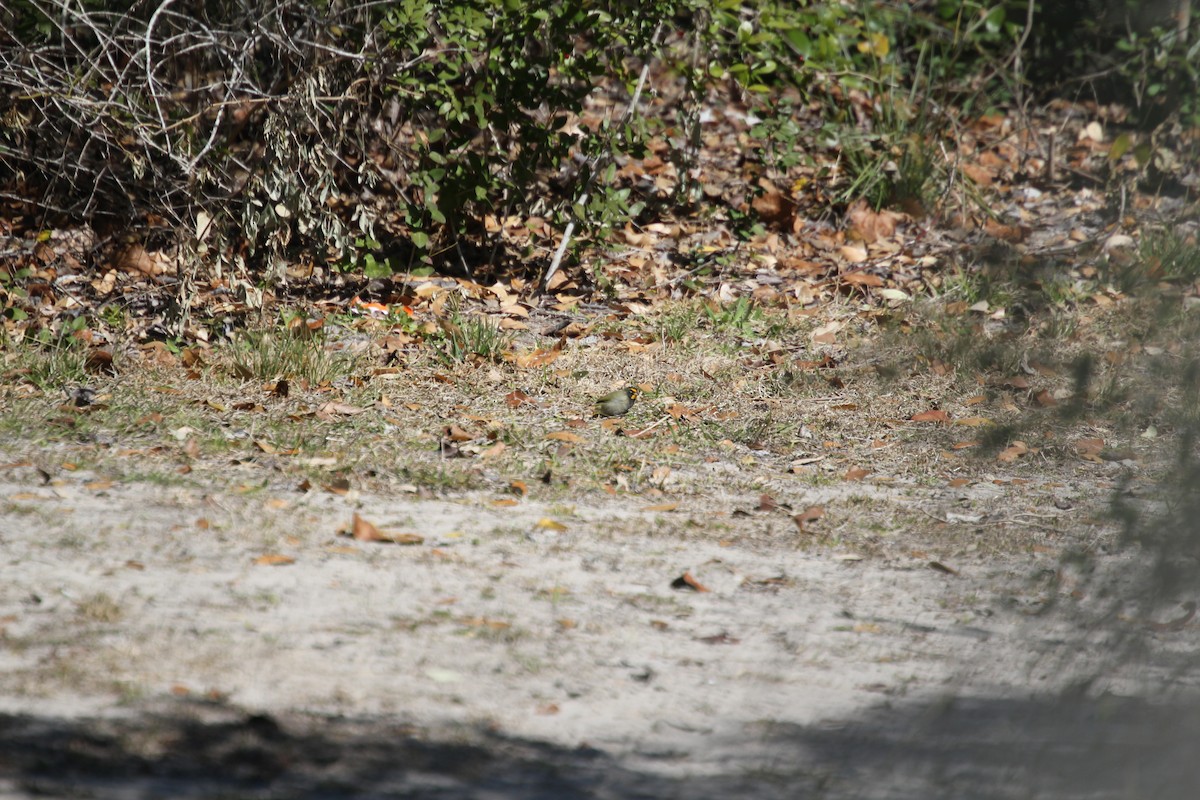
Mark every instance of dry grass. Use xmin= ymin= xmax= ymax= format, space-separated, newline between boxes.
xmin=0 ymin=281 xmax=1193 ymax=564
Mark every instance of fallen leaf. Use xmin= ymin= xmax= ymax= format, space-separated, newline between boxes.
xmin=505 ymin=389 xmax=533 ymax=408
xmin=1145 ymin=601 xmax=1196 ymax=633
xmin=254 ymin=554 xmax=295 ymax=566
xmin=316 ymin=401 xmax=365 ymax=419
xmin=346 ymin=513 xmax=424 ymax=544
xmin=792 ymin=505 xmax=825 ymax=532
xmin=671 ymin=571 xmax=710 ymax=592
xmin=997 ymin=441 xmax=1029 ymax=462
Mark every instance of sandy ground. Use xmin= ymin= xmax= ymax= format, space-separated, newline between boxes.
xmin=2 ymin=459 xmax=1198 ymax=798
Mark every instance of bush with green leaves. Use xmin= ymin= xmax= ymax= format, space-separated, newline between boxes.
xmin=375 ymin=0 xmax=674 ymax=272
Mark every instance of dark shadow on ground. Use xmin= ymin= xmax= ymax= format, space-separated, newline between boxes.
xmin=2 ymin=688 xmax=1197 ymax=799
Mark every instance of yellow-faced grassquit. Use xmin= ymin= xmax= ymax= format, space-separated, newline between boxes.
xmin=594 ymin=387 xmax=639 ymax=417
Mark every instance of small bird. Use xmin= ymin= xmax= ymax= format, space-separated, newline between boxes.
xmin=594 ymin=387 xmax=640 ymax=417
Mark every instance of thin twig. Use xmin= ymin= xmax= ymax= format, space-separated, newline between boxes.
xmin=542 ymin=22 xmax=663 ymax=291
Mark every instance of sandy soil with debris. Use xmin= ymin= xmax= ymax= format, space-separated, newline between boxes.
xmin=2 ymin=458 xmax=1198 ymax=799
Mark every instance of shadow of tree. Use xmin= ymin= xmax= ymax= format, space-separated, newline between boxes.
xmin=2 ymin=687 xmax=1197 ymax=799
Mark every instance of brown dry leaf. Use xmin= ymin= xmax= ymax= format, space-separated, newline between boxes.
xmin=85 ymin=349 xmax=115 ymax=375
xmin=792 ymin=505 xmax=825 ymax=532
xmin=347 ymin=513 xmax=423 ymax=544
xmin=444 ymin=424 xmax=475 ymax=442
xmin=846 ymin=198 xmax=905 ymax=244
xmin=983 ymin=219 xmax=1028 ymax=242
xmin=671 ymin=571 xmax=710 ymax=593
xmin=1034 ymin=389 xmax=1058 ymax=407
xmin=947 ymin=477 xmax=972 ymax=487
xmin=316 ymin=401 xmax=365 ymax=419
xmin=997 ymin=441 xmax=1029 ymax=462
xmin=1075 ymin=437 xmax=1105 ymax=463
xmin=928 ymin=561 xmax=959 ymax=575
xmin=843 ymin=467 xmax=871 ymax=481
xmin=323 ymin=477 xmax=351 ymax=495
xmin=911 ymin=409 xmax=950 ymax=423
xmin=839 ymin=245 xmax=869 ymax=263
xmin=117 ymin=244 xmax=168 ymax=275
xmin=480 ymin=441 xmax=507 ymax=459
xmin=84 ymin=479 xmax=115 ymax=491
xmin=954 ymin=416 xmax=991 ymax=428
xmin=960 ymin=162 xmax=995 ymax=186
xmin=254 ymin=554 xmax=295 ymax=566
xmin=696 ymin=631 xmax=740 ymax=645
xmin=546 ymin=431 xmax=584 ymax=444
xmin=752 ymin=185 xmax=796 ymax=229
xmin=642 ymin=502 xmax=679 ymax=512
xmin=505 ymin=389 xmax=533 ymax=408
xmin=181 ymin=347 xmax=206 ymax=368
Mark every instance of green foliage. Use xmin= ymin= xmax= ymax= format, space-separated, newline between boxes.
xmin=1111 ymin=25 xmax=1200 ymax=125
xmin=431 ymin=309 xmax=513 ymax=364
xmin=11 ymin=317 xmax=90 ymax=390
xmin=379 ymin=0 xmax=669 ymax=267
xmin=705 ymin=296 xmax=763 ymax=338
xmin=228 ymin=318 xmax=351 ymax=386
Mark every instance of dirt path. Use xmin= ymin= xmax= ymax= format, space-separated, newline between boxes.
xmin=2 ymin=458 xmax=1198 ymax=798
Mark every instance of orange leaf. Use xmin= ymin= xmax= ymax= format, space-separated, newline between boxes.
xmin=545 ymin=431 xmax=584 ymax=443
xmin=254 ymin=554 xmax=295 ymax=566
xmin=505 ymin=389 xmax=532 ymax=408
xmin=843 ymin=467 xmax=871 ymax=481
xmin=1034 ymin=389 xmax=1057 ymax=407
xmin=842 ymin=270 xmax=882 ymax=286
xmin=911 ymin=409 xmax=949 ymax=423
xmin=444 ymin=424 xmax=474 ymax=442
xmin=792 ymin=505 xmax=825 ymax=532
xmin=671 ymin=571 xmax=710 ymax=593
xmin=997 ymin=441 xmax=1029 ymax=462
